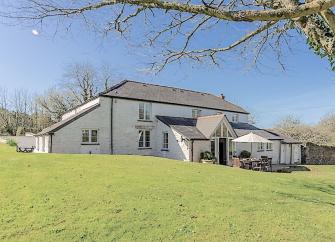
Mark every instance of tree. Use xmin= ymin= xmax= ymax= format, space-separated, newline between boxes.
xmin=1 ymin=0 xmax=334 ymax=70
xmin=316 ymin=113 xmax=335 ymax=145
xmin=37 ymin=62 xmax=114 ymax=121
xmin=274 ymin=116 xmax=331 ymax=145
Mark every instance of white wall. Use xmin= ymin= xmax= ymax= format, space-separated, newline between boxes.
xmin=280 ymin=144 xmax=302 ymax=164
xmin=112 ymin=98 xmax=248 ymax=158
xmin=153 ymin=121 xmax=190 ymax=160
xmin=38 ymin=96 xmax=248 ymax=159
xmin=292 ymin=144 xmax=301 ymax=164
xmin=192 ymin=140 xmax=210 ymax=162
xmin=35 ymin=135 xmax=50 ymax=153
xmin=51 ymin=97 xmax=112 ymax=154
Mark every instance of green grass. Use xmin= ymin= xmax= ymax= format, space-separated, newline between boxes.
xmin=1 ymin=144 xmax=335 ymax=241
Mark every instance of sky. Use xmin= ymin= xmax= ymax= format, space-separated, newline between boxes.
xmin=0 ymin=17 xmax=334 ymax=128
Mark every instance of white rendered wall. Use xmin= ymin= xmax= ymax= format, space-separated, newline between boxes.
xmin=51 ymin=97 xmax=111 ymax=154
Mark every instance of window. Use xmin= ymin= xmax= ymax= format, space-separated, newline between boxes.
xmin=138 ymin=130 xmax=151 ymax=148
xmin=82 ymin=129 xmax=98 ymax=143
xmin=215 ymin=125 xmax=221 ymax=137
xmin=192 ymin=109 xmax=202 ymax=118
xmin=139 ymin=102 xmax=151 ymax=120
xmin=232 ymin=114 xmax=239 ymax=122
xmin=82 ymin=129 xmax=89 ymax=143
xmin=162 ymin=132 xmax=169 ymax=150
xmin=210 ymin=140 xmax=215 ymax=156
xmin=91 ymin=130 xmax=98 ymax=143
xmin=266 ymin=143 xmax=273 ymax=151
xmin=257 ymin=142 xmax=264 ymax=151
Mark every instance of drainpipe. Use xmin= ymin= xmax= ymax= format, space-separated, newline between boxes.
xmin=290 ymin=144 xmax=293 ymax=165
xmin=190 ymin=140 xmax=194 ymax=162
xmin=110 ymin=98 xmax=114 ymax=154
xmin=279 ymin=142 xmax=282 ymax=164
xmin=50 ymin=134 xmax=53 ymax=153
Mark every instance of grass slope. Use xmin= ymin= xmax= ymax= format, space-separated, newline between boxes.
xmin=1 ymin=144 xmax=335 ymax=241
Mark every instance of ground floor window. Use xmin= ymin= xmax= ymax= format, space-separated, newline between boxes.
xmin=139 ymin=130 xmax=151 ymax=148
xmin=162 ymin=132 xmax=169 ymax=150
xmin=210 ymin=140 xmax=215 ymax=156
xmin=82 ymin=129 xmax=98 ymax=143
xmin=266 ymin=143 xmax=273 ymax=151
xmin=257 ymin=142 xmax=264 ymax=151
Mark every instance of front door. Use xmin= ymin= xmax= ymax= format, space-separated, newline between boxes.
xmin=219 ymin=138 xmax=227 ymax=165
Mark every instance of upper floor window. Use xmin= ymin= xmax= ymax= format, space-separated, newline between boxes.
xmin=139 ymin=102 xmax=151 ymax=121
xmin=192 ymin=109 xmax=202 ymax=118
xmin=232 ymin=114 xmax=239 ymax=123
xmin=82 ymin=129 xmax=98 ymax=143
xmin=138 ymin=130 xmax=151 ymax=148
xmin=266 ymin=143 xmax=273 ymax=151
xmin=162 ymin=132 xmax=169 ymax=150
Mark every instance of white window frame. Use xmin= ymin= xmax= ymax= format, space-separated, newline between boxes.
xmin=138 ymin=130 xmax=151 ymax=148
xmin=162 ymin=132 xmax=169 ymax=150
xmin=192 ymin=109 xmax=202 ymax=118
xmin=138 ymin=102 xmax=152 ymax=121
xmin=257 ymin=142 xmax=264 ymax=151
xmin=266 ymin=142 xmax=273 ymax=151
xmin=82 ymin=129 xmax=98 ymax=144
xmin=232 ymin=114 xmax=239 ymax=123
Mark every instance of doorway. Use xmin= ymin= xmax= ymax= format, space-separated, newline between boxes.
xmin=219 ymin=138 xmax=227 ymax=165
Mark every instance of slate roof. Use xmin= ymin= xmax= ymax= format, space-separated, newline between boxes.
xmin=101 ymin=80 xmax=248 ymax=114
xmin=230 ymin=122 xmax=283 ymax=140
xmin=36 ymin=104 xmax=100 ymax=136
xmin=156 ymin=116 xmax=207 ymax=140
xmin=265 ymin=129 xmax=302 ymax=144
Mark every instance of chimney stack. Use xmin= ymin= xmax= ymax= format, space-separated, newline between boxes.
xmin=220 ymin=94 xmax=225 ymax=100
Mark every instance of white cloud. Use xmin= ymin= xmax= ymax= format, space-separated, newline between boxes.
xmin=32 ymin=29 xmax=39 ymax=36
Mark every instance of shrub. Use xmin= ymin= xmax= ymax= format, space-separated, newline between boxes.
xmin=200 ymin=151 xmax=214 ymax=160
xmin=6 ymin=139 xmax=18 ymax=147
xmin=240 ymin=150 xmax=251 ymax=158
xmin=16 ymin=127 xmax=25 ymax=136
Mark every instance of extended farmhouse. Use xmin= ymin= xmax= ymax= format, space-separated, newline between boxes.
xmin=35 ymin=80 xmax=301 ymax=165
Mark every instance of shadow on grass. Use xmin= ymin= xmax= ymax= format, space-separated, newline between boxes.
xmin=275 ymin=191 xmax=335 ymax=206
xmin=302 ymin=183 xmax=335 ymax=196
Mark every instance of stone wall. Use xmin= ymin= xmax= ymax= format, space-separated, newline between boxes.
xmin=302 ymin=142 xmax=335 ymax=165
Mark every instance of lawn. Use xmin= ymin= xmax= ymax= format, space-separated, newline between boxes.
xmin=1 ymin=144 xmax=335 ymax=241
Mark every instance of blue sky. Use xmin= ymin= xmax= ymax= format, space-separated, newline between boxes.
xmin=0 ymin=20 xmax=334 ymax=128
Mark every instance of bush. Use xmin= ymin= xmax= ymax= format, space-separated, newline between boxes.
xmin=16 ymin=127 xmax=25 ymax=136
xmin=240 ymin=150 xmax=251 ymax=158
xmin=200 ymin=151 xmax=214 ymax=160
xmin=6 ymin=139 xmax=18 ymax=147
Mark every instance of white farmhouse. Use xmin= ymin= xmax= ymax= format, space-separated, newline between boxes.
xmin=35 ymin=80 xmax=301 ymax=165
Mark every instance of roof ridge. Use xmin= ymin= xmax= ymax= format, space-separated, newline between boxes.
xmin=197 ymin=113 xmax=225 ymax=119
xmin=99 ymin=80 xmax=128 ymax=96
xmin=123 ymin=79 xmax=219 ymax=97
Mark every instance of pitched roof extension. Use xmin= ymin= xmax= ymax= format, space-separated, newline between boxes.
xmin=156 ymin=116 xmax=207 ymax=140
xmin=230 ymin=122 xmax=282 ymax=140
xmin=36 ymin=104 xmax=100 ymax=136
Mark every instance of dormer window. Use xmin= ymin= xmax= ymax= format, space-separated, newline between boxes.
xmin=192 ymin=109 xmax=202 ymax=118
xmin=232 ymin=114 xmax=239 ymax=123
xmin=139 ymin=102 xmax=151 ymax=121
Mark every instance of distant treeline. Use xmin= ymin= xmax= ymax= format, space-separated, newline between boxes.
xmin=274 ymin=115 xmax=335 ymax=146
xmin=0 ymin=62 xmax=114 ymax=135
